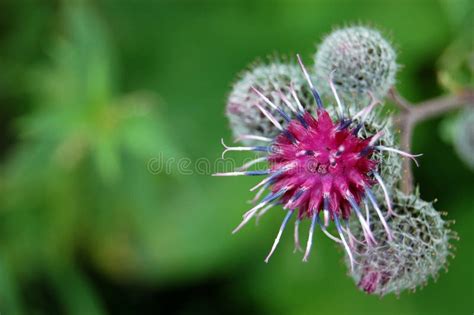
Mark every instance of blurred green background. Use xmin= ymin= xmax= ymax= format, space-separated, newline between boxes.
xmin=0 ymin=0 xmax=472 ymax=314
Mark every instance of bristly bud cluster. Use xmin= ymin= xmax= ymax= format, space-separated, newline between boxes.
xmin=346 ymin=189 xmax=456 ymax=296
xmin=217 ymin=24 xmax=456 ymax=297
xmin=314 ymin=26 xmax=397 ymax=102
xmin=216 ymin=55 xmax=420 ymax=265
xmin=226 ymin=62 xmax=314 ymax=145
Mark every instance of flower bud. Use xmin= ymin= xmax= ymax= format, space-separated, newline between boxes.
xmin=346 ymin=190 xmax=455 ymax=296
xmin=314 ymin=26 xmax=398 ymax=102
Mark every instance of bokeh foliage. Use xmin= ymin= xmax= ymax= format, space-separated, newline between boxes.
xmin=0 ymin=0 xmax=472 ymax=314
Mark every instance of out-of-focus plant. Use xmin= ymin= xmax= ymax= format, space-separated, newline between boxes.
xmin=436 ymin=0 xmax=474 ymax=170
xmin=0 ymin=3 xmax=179 ymax=314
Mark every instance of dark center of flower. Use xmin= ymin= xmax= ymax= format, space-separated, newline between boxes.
xmin=317 ymin=163 xmax=328 ymax=174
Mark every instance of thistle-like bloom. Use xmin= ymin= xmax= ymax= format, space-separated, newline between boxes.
xmin=346 ymin=190 xmax=456 ymax=296
xmin=215 ymin=55 xmax=421 ymax=265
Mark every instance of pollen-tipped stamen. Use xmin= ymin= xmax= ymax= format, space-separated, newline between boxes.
xmin=347 ymin=194 xmax=377 ymax=245
xmin=250 ymin=163 xmax=295 ymax=192
xmin=284 ymin=187 xmax=307 ymax=209
xmin=234 ymin=188 xmax=289 ymax=233
xmin=323 ymin=209 xmax=330 ymax=227
xmin=365 ymin=187 xmax=393 ymax=241
xmin=359 ymin=131 xmax=384 ymax=156
xmin=368 ymin=131 xmax=385 ymax=147
xmin=343 ymin=220 xmax=357 ymax=249
xmin=234 ymin=134 xmax=273 ymax=143
xmin=296 ymin=54 xmax=323 ymax=109
xmin=329 ymin=70 xmax=345 ymax=117
xmin=373 ymin=171 xmax=394 ymax=216
xmin=264 ymin=210 xmax=294 ymax=263
xmin=334 ymin=215 xmax=355 ymax=272
xmin=323 ymin=196 xmax=330 ymax=225
xmin=289 ymin=82 xmax=306 ymax=114
xmin=255 ymin=202 xmax=277 ymax=223
xmin=363 ymin=198 xmax=370 ymax=225
xmin=351 ymin=98 xmax=381 ymax=135
xmin=302 ymin=213 xmax=317 ymax=262
xmin=293 ymin=218 xmax=303 ymax=253
xmin=352 ymin=94 xmax=380 ymax=121
xmin=254 ymin=102 xmax=284 ymax=131
xmin=316 ymin=215 xmax=342 ymax=243
xmin=212 ymin=170 xmax=270 ymax=177
xmin=250 ymin=182 xmax=270 ymax=204
xmin=251 ymin=87 xmax=291 ymax=122
xmin=343 ymin=220 xmax=365 ymax=247
xmin=374 ymin=146 xmax=422 ymax=167
xmin=237 ymin=156 xmax=268 ymax=171
xmin=278 ymin=89 xmax=298 ymax=114
xmin=279 ymin=89 xmax=308 ymax=127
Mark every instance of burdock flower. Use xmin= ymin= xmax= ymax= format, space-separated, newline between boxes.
xmin=346 ymin=189 xmax=456 ymax=296
xmin=215 ymin=55 xmax=420 ymax=265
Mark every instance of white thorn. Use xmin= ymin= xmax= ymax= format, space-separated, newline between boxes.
xmin=251 ymin=87 xmax=280 ymax=112
xmin=289 ymin=82 xmax=305 ymax=112
xmin=213 ymin=171 xmax=247 ymax=177
xmin=335 ymin=216 xmax=355 ymax=272
xmin=237 ymin=157 xmax=268 ymax=171
xmin=368 ymin=131 xmax=385 ymax=147
xmin=302 ymin=214 xmax=317 ymax=262
xmin=373 ymin=172 xmax=394 ymax=216
xmin=296 ymin=54 xmax=315 ymax=89
xmin=278 ymin=90 xmax=297 ymax=113
xmin=353 ymin=95 xmax=380 ymax=121
xmin=293 ymin=219 xmax=303 ymax=253
xmin=234 ymin=135 xmax=272 ymax=143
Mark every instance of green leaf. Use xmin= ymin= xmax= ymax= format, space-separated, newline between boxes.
xmin=49 ymin=264 xmax=106 ymax=315
xmin=0 ymin=257 xmax=25 ymax=315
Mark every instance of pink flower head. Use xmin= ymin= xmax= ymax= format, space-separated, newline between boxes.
xmin=269 ymin=109 xmax=376 ymax=221
xmin=215 ymin=55 xmax=421 ymax=266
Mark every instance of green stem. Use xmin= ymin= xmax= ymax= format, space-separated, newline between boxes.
xmin=388 ymin=88 xmax=474 ymax=194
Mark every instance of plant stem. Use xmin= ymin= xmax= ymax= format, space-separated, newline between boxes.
xmin=387 ymin=88 xmax=474 ymax=194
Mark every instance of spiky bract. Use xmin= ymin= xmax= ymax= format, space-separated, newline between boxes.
xmin=347 ymin=190 xmax=455 ymax=296
xmin=314 ymin=26 xmax=397 ymax=102
xmin=359 ymin=116 xmax=402 ymax=190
